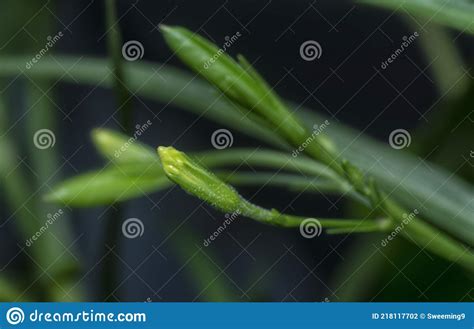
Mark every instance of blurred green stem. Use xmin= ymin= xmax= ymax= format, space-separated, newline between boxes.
xmin=105 ymin=0 xmax=133 ymax=133
xmin=102 ymin=0 xmax=133 ymax=301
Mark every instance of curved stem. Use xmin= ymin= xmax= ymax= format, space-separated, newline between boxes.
xmin=219 ymin=171 xmax=345 ymax=193
xmin=196 ymin=149 xmax=339 ymax=180
xmin=196 ymin=148 xmax=371 ymax=204
xmin=238 ymin=199 xmax=389 ymax=232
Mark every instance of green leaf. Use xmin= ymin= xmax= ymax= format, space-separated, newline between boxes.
xmin=46 ymin=129 xmax=163 ymax=207
xmin=45 ymin=163 xmax=168 ymax=207
xmin=361 ymin=0 xmax=474 ymax=35
xmin=92 ymin=128 xmax=158 ymax=164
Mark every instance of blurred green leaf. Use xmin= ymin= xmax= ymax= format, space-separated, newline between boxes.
xmin=415 ymin=22 xmax=469 ymax=97
xmin=45 ymin=163 xmax=168 ymax=207
xmin=0 ymin=55 xmax=286 ymax=149
xmin=0 ymin=275 xmax=30 ymax=302
xmin=0 ymin=96 xmax=80 ymax=293
xmin=361 ymin=0 xmax=474 ymax=35
xmin=0 ymin=56 xmax=472 ymax=245
xmin=92 ymin=128 xmax=158 ymax=163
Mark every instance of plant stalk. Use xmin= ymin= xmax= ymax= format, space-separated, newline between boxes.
xmin=102 ymin=0 xmax=134 ymax=301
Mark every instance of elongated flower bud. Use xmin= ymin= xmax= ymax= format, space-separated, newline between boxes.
xmin=158 ymin=146 xmax=242 ymax=213
xmin=160 ymin=25 xmax=339 ymax=171
xmin=160 ymin=26 xmax=307 ymax=143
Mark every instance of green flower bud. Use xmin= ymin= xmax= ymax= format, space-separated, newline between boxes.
xmin=160 ymin=25 xmax=307 ymax=144
xmin=158 ymin=146 xmax=242 ymax=213
xmin=160 ymin=26 xmax=341 ymax=172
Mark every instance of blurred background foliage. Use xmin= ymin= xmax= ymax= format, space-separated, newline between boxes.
xmin=0 ymin=0 xmax=472 ymax=302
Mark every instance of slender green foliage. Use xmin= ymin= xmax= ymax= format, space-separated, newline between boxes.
xmin=361 ymin=0 xmax=474 ymax=35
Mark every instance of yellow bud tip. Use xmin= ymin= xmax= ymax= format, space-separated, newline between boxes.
xmin=91 ymin=128 xmax=106 ymax=142
xmin=158 ymin=146 xmax=180 ymax=161
xmin=158 ymin=146 xmax=186 ymax=172
xmin=157 ymin=146 xmax=242 ymax=213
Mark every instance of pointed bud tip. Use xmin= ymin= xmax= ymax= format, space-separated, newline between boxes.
xmin=157 ymin=146 xmax=242 ymax=213
xmin=91 ymin=128 xmax=114 ymax=145
xmin=158 ymin=24 xmax=170 ymax=32
xmin=158 ymin=146 xmax=186 ymax=173
xmin=159 ymin=24 xmax=182 ymax=37
xmin=158 ymin=146 xmax=180 ymax=161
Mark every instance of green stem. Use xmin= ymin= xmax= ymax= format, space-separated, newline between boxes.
xmin=238 ymin=199 xmax=390 ymax=232
xmin=218 ymin=171 xmax=346 ymax=194
xmin=197 ymin=149 xmax=338 ymax=180
xmin=105 ymin=0 xmax=133 ymax=133
xmin=102 ymin=0 xmax=133 ymax=301
xmin=159 ymin=146 xmax=385 ymax=233
xmin=196 ymin=148 xmax=370 ymax=204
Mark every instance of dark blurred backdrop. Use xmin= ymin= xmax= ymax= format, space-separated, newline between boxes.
xmin=1 ymin=0 xmax=472 ymax=302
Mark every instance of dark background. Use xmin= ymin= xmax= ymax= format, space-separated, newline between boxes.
xmin=1 ymin=0 xmax=472 ymax=302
